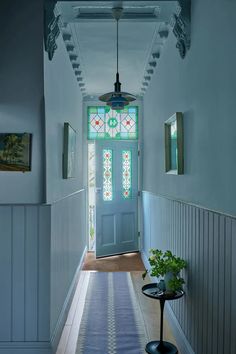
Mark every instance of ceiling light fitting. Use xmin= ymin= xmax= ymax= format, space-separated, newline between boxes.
xmin=99 ymin=7 xmax=136 ymax=110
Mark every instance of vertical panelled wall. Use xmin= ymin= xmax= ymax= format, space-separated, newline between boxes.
xmin=142 ymin=191 xmax=236 ymax=354
xmin=0 ymin=205 xmax=51 ymax=353
xmin=0 ymin=192 xmax=86 ymax=354
xmin=50 ymin=190 xmax=86 ymax=346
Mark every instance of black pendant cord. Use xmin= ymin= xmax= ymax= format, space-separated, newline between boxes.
xmin=114 ymin=18 xmax=121 ymax=93
xmin=116 ymin=18 xmax=119 ymax=74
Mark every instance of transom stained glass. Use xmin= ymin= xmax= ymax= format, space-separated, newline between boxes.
xmin=88 ymin=106 xmax=138 ymax=140
xmin=103 ymin=149 xmax=113 ymax=201
xmin=122 ymin=150 xmax=132 ymax=199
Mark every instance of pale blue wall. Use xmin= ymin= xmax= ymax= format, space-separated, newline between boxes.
xmin=44 ymin=34 xmax=84 ymax=204
xmin=0 ymin=0 xmax=45 ymax=204
xmin=43 ymin=31 xmax=86 ymax=352
xmin=0 ymin=2 xmax=86 ymax=353
xmin=142 ymin=1 xmax=236 ymax=353
xmin=143 ymin=0 xmax=236 ymax=216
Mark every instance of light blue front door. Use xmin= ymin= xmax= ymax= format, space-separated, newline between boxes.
xmin=95 ymin=141 xmax=139 ymax=258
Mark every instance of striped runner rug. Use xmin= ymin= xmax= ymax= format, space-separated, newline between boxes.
xmin=76 ymin=272 xmax=147 ymax=354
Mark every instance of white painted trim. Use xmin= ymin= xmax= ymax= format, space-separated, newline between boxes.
xmin=46 ymin=189 xmax=85 ymax=205
xmin=141 ymin=250 xmax=149 ymax=270
xmin=0 ymin=342 xmax=51 ymax=354
xmin=0 ymin=190 xmax=86 ymax=206
xmin=141 ymin=251 xmax=195 ymax=354
xmin=0 ymin=342 xmax=51 ymax=349
xmin=142 ymin=190 xmax=236 ymax=219
xmin=84 ymin=100 xmax=143 ymax=252
xmin=50 ymin=246 xmax=87 ymax=352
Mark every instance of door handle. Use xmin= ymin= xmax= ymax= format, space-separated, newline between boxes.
xmin=96 ymin=187 xmax=102 ymax=193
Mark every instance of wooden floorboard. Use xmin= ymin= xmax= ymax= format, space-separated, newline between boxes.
xmin=82 ymin=251 xmax=145 ymax=271
xmin=56 ymin=253 xmax=180 ymax=354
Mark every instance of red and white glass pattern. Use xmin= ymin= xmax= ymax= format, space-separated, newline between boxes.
xmin=103 ymin=149 xmax=113 ymax=201
xmin=88 ymin=106 xmax=138 ymax=140
xmin=122 ymin=150 xmax=132 ymax=199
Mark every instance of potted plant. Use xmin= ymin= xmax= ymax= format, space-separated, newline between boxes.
xmin=142 ymin=249 xmax=187 ymax=294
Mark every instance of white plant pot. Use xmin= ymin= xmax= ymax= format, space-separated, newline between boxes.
xmin=164 ymin=272 xmax=175 ymax=292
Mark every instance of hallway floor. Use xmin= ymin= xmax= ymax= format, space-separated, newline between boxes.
xmin=82 ymin=251 xmax=145 ymax=271
xmin=56 ymin=253 xmax=179 ymax=354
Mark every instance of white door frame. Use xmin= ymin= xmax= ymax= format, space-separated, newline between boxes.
xmin=83 ymin=99 xmax=143 ymax=253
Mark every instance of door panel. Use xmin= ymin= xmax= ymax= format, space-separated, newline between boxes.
xmin=101 ymin=214 xmax=116 ymax=246
xmin=95 ymin=141 xmax=138 ymax=258
xmin=120 ymin=213 xmax=135 ymax=243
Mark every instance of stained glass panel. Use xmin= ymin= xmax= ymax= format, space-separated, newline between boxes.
xmin=103 ymin=149 xmax=113 ymax=201
xmin=88 ymin=106 xmax=138 ymax=140
xmin=122 ymin=150 xmax=132 ymax=199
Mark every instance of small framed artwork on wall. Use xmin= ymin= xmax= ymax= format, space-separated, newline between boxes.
xmin=0 ymin=133 xmax=32 ymax=172
xmin=164 ymin=112 xmax=184 ymax=175
xmin=63 ymin=122 xmax=77 ymax=179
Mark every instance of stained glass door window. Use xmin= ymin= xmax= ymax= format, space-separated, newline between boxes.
xmin=88 ymin=106 xmax=138 ymax=140
xmin=122 ymin=150 xmax=132 ymax=199
xmin=103 ymin=149 xmax=113 ymax=201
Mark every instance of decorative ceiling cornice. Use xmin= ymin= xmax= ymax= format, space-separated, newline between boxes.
xmin=44 ymin=1 xmax=60 ymax=61
xmin=44 ymin=1 xmax=191 ymax=97
xmin=171 ymin=0 xmax=191 ymax=58
xmin=60 ymin=21 xmax=87 ymax=96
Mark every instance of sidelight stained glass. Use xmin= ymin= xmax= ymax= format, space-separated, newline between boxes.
xmin=88 ymin=106 xmax=138 ymax=140
xmin=103 ymin=149 xmax=113 ymax=201
xmin=122 ymin=150 xmax=132 ymax=199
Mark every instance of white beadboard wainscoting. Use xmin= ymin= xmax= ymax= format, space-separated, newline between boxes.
xmin=0 ymin=190 xmax=86 ymax=354
xmin=50 ymin=190 xmax=86 ymax=352
xmin=142 ymin=191 xmax=236 ymax=354
xmin=0 ymin=204 xmax=51 ymax=354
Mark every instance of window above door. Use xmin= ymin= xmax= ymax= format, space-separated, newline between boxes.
xmin=87 ymin=106 xmax=138 ymax=140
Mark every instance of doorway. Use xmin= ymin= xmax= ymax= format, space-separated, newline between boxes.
xmin=86 ymin=105 xmax=140 ymax=257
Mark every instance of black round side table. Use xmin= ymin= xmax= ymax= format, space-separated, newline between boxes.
xmin=142 ymin=283 xmax=184 ymax=354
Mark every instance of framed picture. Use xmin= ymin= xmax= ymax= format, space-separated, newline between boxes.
xmin=63 ymin=122 xmax=77 ymax=179
xmin=0 ymin=133 xmax=32 ymax=172
xmin=164 ymin=112 xmax=184 ymax=175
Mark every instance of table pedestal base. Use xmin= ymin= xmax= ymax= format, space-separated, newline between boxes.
xmin=145 ymin=340 xmax=178 ymax=354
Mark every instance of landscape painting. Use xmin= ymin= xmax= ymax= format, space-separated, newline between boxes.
xmin=0 ymin=133 xmax=32 ymax=172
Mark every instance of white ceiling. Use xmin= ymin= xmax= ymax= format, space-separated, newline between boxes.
xmin=69 ymin=21 xmax=157 ymax=95
xmin=57 ymin=1 xmax=178 ymax=98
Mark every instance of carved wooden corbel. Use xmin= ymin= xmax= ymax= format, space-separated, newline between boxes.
xmin=171 ymin=0 xmax=191 ymax=58
xmin=44 ymin=1 xmax=60 ymax=61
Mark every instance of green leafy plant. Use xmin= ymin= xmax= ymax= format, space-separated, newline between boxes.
xmin=142 ymin=249 xmax=187 ymax=292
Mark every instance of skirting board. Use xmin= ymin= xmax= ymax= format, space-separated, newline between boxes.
xmin=0 ymin=342 xmax=51 ymax=354
xmin=50 ymin=246 xmax=87 ymax=353
xmin=141 ymin=251 xmax=195 ymax=354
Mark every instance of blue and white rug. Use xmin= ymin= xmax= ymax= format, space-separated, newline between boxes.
xmin=76 ymin=272 xmax=147 ymax=353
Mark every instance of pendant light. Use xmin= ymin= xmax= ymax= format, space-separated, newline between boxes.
xmin=99 ymin=7 xmax=136 ymax=110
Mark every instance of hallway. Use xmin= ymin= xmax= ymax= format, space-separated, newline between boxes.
xmin=56 ymin=253 xmax=179 ymax=354
xmin=1 ymin=1 xmax=236 ymax=353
